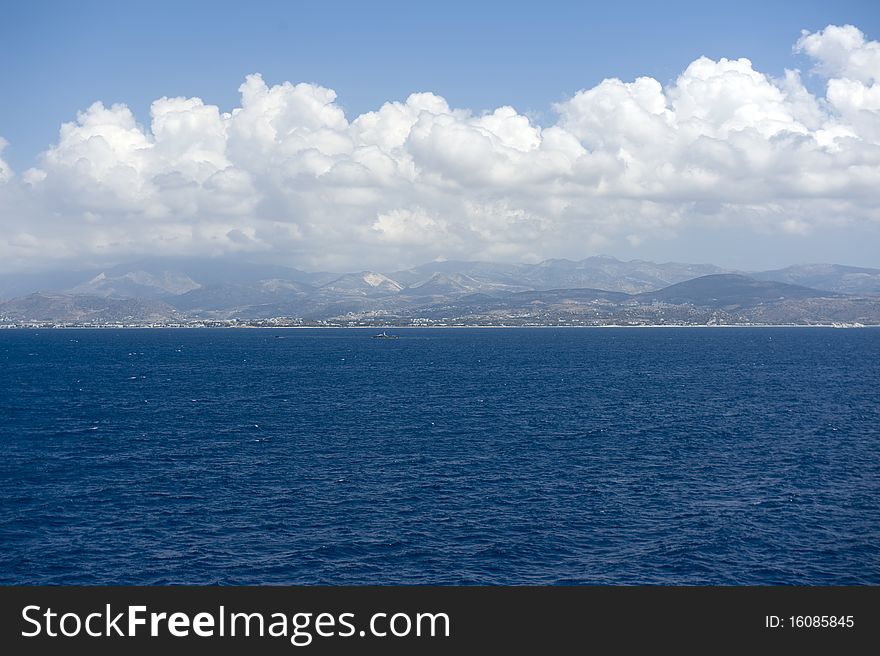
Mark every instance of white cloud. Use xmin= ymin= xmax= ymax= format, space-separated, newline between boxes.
xmin=371 ymin=207 xmax=454 ymax=245
xmin=2 ymin=24 xmax=880 ymax=272
xmin=796 ymin=25 xmax=880 ymax=144
xmin=796 ymin=24 xmax=880 ymax=83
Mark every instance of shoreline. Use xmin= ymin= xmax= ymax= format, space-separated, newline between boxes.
xmin=1 ymin=323 xmax=876 ymax=330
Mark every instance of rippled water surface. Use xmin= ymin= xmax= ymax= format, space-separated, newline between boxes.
xmin=1 ymin=327 xmax=878 ymax=584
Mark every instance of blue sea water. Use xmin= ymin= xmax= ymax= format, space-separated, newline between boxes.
xmin=0 ymin=327 xmax=878 ymax=585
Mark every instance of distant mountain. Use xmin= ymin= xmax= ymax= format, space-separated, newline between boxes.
xmin=400 ymin=275 xmax=872 ymax=325
xmin=751 ymin=264 xmax=880 ymax=296
xmin=167 ymin=281 xmax=312 ymax=314
xmin=97 ymin=257 xmax=329 ymax=287
xmin=0 ymin=257 xmax=335 ymax=300
xmin=388 ymin=256 xmax=725 ymax=294
xmin=518 ymin=256 xmax=726 ymax=293
xmin=636 ymin=274 xmax=833 ymax=307
xmin=70 ymin=270 xmax=201 ymax=299
xmin=2 ymin=256 xmax=879 ymax=324
xmin=318 ymin=271 xmax=403 ymax=296
xmin=403 ymin=272 xmax=487 ymax=297
xmin=389 ymin=260 xmax=528 ymax=289
xmin=404 ymin=276 xmax=833 ymax=320
xmin=0 ymin=293 xmax=181 ymax=323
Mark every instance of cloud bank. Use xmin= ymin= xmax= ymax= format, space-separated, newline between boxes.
xmin=1 ymin=24 xmax=879 ymax=272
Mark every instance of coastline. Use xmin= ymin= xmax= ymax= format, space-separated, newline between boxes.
xmin=1 ymin=323 xmax=876 ymax=330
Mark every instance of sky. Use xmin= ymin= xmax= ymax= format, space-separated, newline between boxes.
xmin=1 ymin=0 xmax=879 ymax=272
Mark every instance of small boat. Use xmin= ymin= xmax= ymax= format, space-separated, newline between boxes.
xmin=372 ymin=331 xmax=399 ymax=340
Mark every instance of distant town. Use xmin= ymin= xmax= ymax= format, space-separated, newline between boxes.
xmin=0 ymin=319 xmax=870 ymax=329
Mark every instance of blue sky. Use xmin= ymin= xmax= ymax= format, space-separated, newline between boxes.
xmin=1 ymin=0 xmax=879 ymax=271
xmin=2 ymin=0 xmax=876 ymax=170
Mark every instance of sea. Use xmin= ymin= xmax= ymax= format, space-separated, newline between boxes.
xmin=1 ymin=327 xmax=878 ymax=585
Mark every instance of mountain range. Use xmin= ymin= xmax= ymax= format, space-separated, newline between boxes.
xmin=1 ymin=256 xmax=879 ymax=325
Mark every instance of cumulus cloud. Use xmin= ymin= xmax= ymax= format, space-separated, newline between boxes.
xmin=2 ymin=25 xmax=880 ymax=272
xmin=796 ymin=24 xmax=880 ymax=143
xmin=796 ymin=24 xmax=880 ymax=83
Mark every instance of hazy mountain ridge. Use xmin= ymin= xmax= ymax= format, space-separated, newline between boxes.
xmin=1 ymin=257 xmax=878 ymax=324
xmin=0 ymin=293 xmax=182 ymax=323
xmin=4 ymin=256 xmax=879 ymax=301
xmin=750 ymin=264 xmax=880 ymax=296
xmin=0 ymin=258 xmax=334 ymax=301
xmin=392 ymin=275 xmax=876 ymax=326
xmin=634 ymin=274 xmax=837 ymax=306
xmin=70 ymin=270 xmax=201 ymax=299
